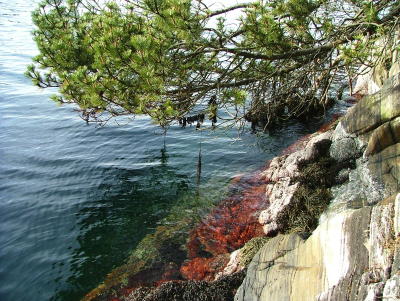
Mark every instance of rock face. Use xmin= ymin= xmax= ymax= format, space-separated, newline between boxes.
xmin=84 ymin=51 xmax=399 ymax=301
xmin=237 ymin=207 xmax=372 ymax=301
xmin=235 ymin=72 xmax=400 ymax=301
xmin=258 ymin=130 xmax=336 ymax=235
xmin=341 ymin=74 xmax=400 ymax=135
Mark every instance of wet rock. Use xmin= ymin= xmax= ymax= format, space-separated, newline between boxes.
xmin=124 ymin=270 xmax=246 ymax=301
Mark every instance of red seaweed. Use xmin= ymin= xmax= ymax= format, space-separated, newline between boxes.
xmin=182 ymin=169 xmax=269 ymax=280
xmin=87 ymin=121 xmax=344 ymax=299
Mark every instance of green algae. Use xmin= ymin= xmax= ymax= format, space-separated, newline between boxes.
xmin=84 ymin=187 xmax=228 ymax=301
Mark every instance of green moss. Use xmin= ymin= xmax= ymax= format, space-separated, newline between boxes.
xmin=238 ymin=237 xmax=270 ymax=267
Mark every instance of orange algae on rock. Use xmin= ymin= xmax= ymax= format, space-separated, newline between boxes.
xmin=85 ymin=127 xmax=338 ymax=300
xmin=84 ymin=126 xmax=340 ymax=299
xmin=181 ymin=127 xmax=336 ymax=282
xmin=182 ymin=168 xmax=270 ymax=280
xmin=180 ymin=255 xmax=230 ymax=281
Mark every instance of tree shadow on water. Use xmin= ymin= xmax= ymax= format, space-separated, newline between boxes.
xmin=51 ymin=146 xmax=192 ymax=301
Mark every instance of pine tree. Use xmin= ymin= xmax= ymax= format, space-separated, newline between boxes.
xmin=26 ymin=0 xmax=400 ymax=128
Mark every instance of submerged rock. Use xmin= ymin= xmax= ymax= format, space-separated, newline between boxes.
xmin=123 ymin=270 xmax=246 ymax=301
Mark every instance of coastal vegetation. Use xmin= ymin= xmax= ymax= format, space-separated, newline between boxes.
xmin=27 ymin=0 xmax=400 ymax=128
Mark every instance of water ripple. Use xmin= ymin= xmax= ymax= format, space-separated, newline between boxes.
xmin=0 ymin=1 xmax=316 ymax=301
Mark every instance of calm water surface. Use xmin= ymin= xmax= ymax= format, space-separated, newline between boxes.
xmin=0 ymin=1 xmax=321 ymax=300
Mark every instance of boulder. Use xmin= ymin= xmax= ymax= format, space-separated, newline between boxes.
xmin=368 ymin=143 xmax=400 ymax=196
xmin=365 ymin=117 xmax=400 ymax=156
xmin=341 ymin=74 xmax=400 ymax=135
xmin=236 ymin=207 xmax=371 ymax=301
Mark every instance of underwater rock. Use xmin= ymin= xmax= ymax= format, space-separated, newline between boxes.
xmin=185 ymin=170 xmax=268 ymax=265
xmin=180 ymin=254 xmax=230 ymax=281
xmin=123 ymin=270 xmax=246 ymax=301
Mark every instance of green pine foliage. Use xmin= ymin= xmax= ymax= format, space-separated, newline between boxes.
xmin=26 ymin=0 xmax=400 ymax=128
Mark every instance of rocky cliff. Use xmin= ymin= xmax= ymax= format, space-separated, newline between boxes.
xmin=84 ymin=40 xmax=400 ymax=301
xmin=234 ymin=66 xmax=400 ymax=301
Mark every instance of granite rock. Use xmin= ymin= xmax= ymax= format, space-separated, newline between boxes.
xmin=236 ymin=72 xmax=400 ymax=301
xmin=259 ymin=130 xmax=333 ymax=235
xmin=236 ymin=207 xmax=371 ymax=301
xmin=382 ymin=275 xmax=400 ymax=300
xmin=341 ymin=74 xmax=400 ymax=135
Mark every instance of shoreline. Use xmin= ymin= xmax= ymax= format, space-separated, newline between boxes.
xmin=83 ymin=113 xmax=343 ymax=301
xmin=83 ymin=48 xmax=400 ymax=300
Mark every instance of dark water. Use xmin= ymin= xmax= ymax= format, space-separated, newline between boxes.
xmin=0 ymin=1 xmax=324 ymax=301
